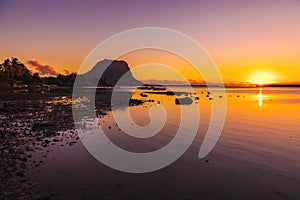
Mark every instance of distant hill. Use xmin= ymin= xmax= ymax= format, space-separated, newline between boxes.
xmin=82 ymin=59 xmax=142 ymax=86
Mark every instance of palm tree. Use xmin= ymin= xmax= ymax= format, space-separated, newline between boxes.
xmin=10 ymin=57 xmax=30 ymax=80
xmin=11 ymin=57 xmax=19 ymax=65
xmin=11 ymin=57 xmax=20 ymax=79
xmin=0 ymin=63 xmax=3 ymax=75
xmin=2 ymin=59 xmax=11 ymax=77
xmin=0 ymin=57 xmax=34 ymax=85
xmin=0 ymin=59 xmax=12 ymax=85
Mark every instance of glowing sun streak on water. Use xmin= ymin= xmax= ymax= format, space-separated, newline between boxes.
xmin=258 ymin=88 xmax=263 ymax=107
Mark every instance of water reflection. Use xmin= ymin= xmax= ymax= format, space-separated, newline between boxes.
xmin=258 ymin=88 xmax=263 ymax=107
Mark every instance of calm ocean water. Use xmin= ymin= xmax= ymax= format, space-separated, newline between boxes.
xmin=30 ymin=87 xmax=300 ymax=199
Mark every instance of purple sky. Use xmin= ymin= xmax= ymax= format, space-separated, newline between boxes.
xmin=1 ymin=0 xmax=299 ymax=82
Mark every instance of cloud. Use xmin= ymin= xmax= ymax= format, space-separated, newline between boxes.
xmin=188 ymin=79 xmax=204 ymax=84
xmin=141 ymin=79 xmax=205 ymax=85
xmin=141 ymin=79 xmax=187 ymax=85
xmin=63 ymin=69 xmax=70 ymax=75
xmin=27 ymin=60 xmax=58 ymax=76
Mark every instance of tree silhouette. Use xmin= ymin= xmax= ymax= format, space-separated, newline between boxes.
xmin=0 ymin=57 xmax=75 ymax=87
xmin=2 ymin=59 xmax=11 ymax=77
xmin=0 ymin=58 xmax=34 ymax=85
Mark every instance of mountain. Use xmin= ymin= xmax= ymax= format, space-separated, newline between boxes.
xmin=82 ymin=59 xmax=142 ymax=86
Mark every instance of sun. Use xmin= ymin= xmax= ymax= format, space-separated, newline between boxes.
xmin=248 ymin=71 xmax=277 ymax=85
xmin=257 ymin=80 xmax=265 ymax=85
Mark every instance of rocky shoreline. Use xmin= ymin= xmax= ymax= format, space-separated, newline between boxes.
xmin=0 ymin=92 xmax=78 ymax=199
xmin=0 ymin=89 xmax=148 ymax=199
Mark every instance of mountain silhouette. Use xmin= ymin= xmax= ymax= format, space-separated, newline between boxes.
xmin=82 ymin=59 xmax=142 ymax=86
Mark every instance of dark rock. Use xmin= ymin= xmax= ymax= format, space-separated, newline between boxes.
xmin=139 ymin=93 xmax=148 ymax=97
xmin=16 ymin=171 xmax=24 ymax=177
xmin=69 ymin=141 xmax=76 ymax=146
xmin=175 ymin=97 xmax=193 ymax=105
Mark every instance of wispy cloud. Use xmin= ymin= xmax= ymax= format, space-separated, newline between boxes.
xmin=141 ymin=79 xmax=187 ymax=85
xmin=141 ymin=79 xmax=204 ymax=85
xmin=63 ymin=69 xmax=70 ymax=75
xmin=27 ymin=60 xmax=58 ymax=76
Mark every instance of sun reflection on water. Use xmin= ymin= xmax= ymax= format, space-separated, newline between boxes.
xmin=258 ymin=88 xmax=263 ymax=107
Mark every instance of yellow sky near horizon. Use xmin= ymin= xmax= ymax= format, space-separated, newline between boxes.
xmin=117 ymin=49 xmax=298 ymax=85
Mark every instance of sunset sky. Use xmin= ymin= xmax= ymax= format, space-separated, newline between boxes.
xmin=1 ymin=0 xmax=299 ymax=84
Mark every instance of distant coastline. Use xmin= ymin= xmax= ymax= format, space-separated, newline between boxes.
xmin=170 ymin=84 xmax=300 ymax=88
